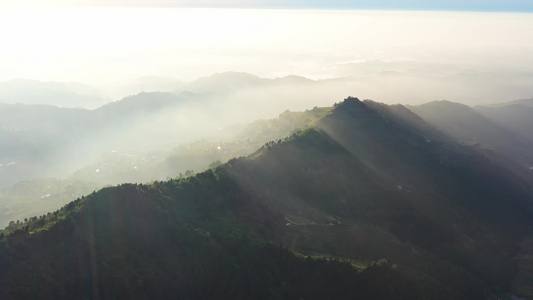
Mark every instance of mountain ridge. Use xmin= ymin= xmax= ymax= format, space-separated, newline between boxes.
xmin=2 ymin=97 xmax=532 ymax=298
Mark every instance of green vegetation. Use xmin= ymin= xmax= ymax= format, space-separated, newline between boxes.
xmin=1 ymin=97 xmax=533 ymax=299
xmin=0 ymin=105 xmax=329 ymax=229
xmin=0 ymin=178 xmax=102 ymax=228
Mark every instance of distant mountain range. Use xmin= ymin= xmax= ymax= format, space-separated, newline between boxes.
xmin=0 ymin=79 xmax=109 ymax=109
xmin=0 ymin=72 xmax=353 ymax=109
xmin=1 ymin=97 xmax=532 ymax=299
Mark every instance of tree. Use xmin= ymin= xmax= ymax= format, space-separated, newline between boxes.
xmin=209 ymin=160 xmax=222 ymax=169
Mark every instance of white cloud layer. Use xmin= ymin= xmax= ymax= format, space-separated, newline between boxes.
xmin=0 ymin=8 xmax=532 ymax=104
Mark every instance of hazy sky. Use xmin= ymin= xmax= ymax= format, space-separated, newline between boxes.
xmin=1 ymin=0 xmax=533 ymax=11
xmin=1 ymin=8 xmax=531 ymax=81
xmin=0 ymin=2 xmax=532 ymax=104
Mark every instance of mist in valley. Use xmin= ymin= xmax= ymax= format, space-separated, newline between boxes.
xmin=1 ymin=7 xmax=533 ymax=228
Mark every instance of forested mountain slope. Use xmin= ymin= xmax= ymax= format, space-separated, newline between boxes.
xmin=0 ymin=104 xmax=329 ymax=228
xmin=409 ymin=100 xmax=533 ymax=168
xmin=1 ymin=98 xmax=532 ymax=299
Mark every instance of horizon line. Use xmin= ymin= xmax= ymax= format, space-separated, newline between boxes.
xmin=0 ymin=4 xmax=532 ymax=13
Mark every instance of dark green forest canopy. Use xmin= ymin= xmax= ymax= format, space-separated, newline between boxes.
xmin=1 ymin=97 xmax=533 ymax=299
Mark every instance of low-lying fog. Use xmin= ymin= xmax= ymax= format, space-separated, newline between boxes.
xmin=0 ymin=8 xmax=532 ymax=106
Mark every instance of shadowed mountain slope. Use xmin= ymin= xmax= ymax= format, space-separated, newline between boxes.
xmin=409 ymin=100 xmax=533 ymax=164
xmin=475 ymin=99 xmax=533 ymax=149
xmin=1 ymin=98 xmax=533 ymax=299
